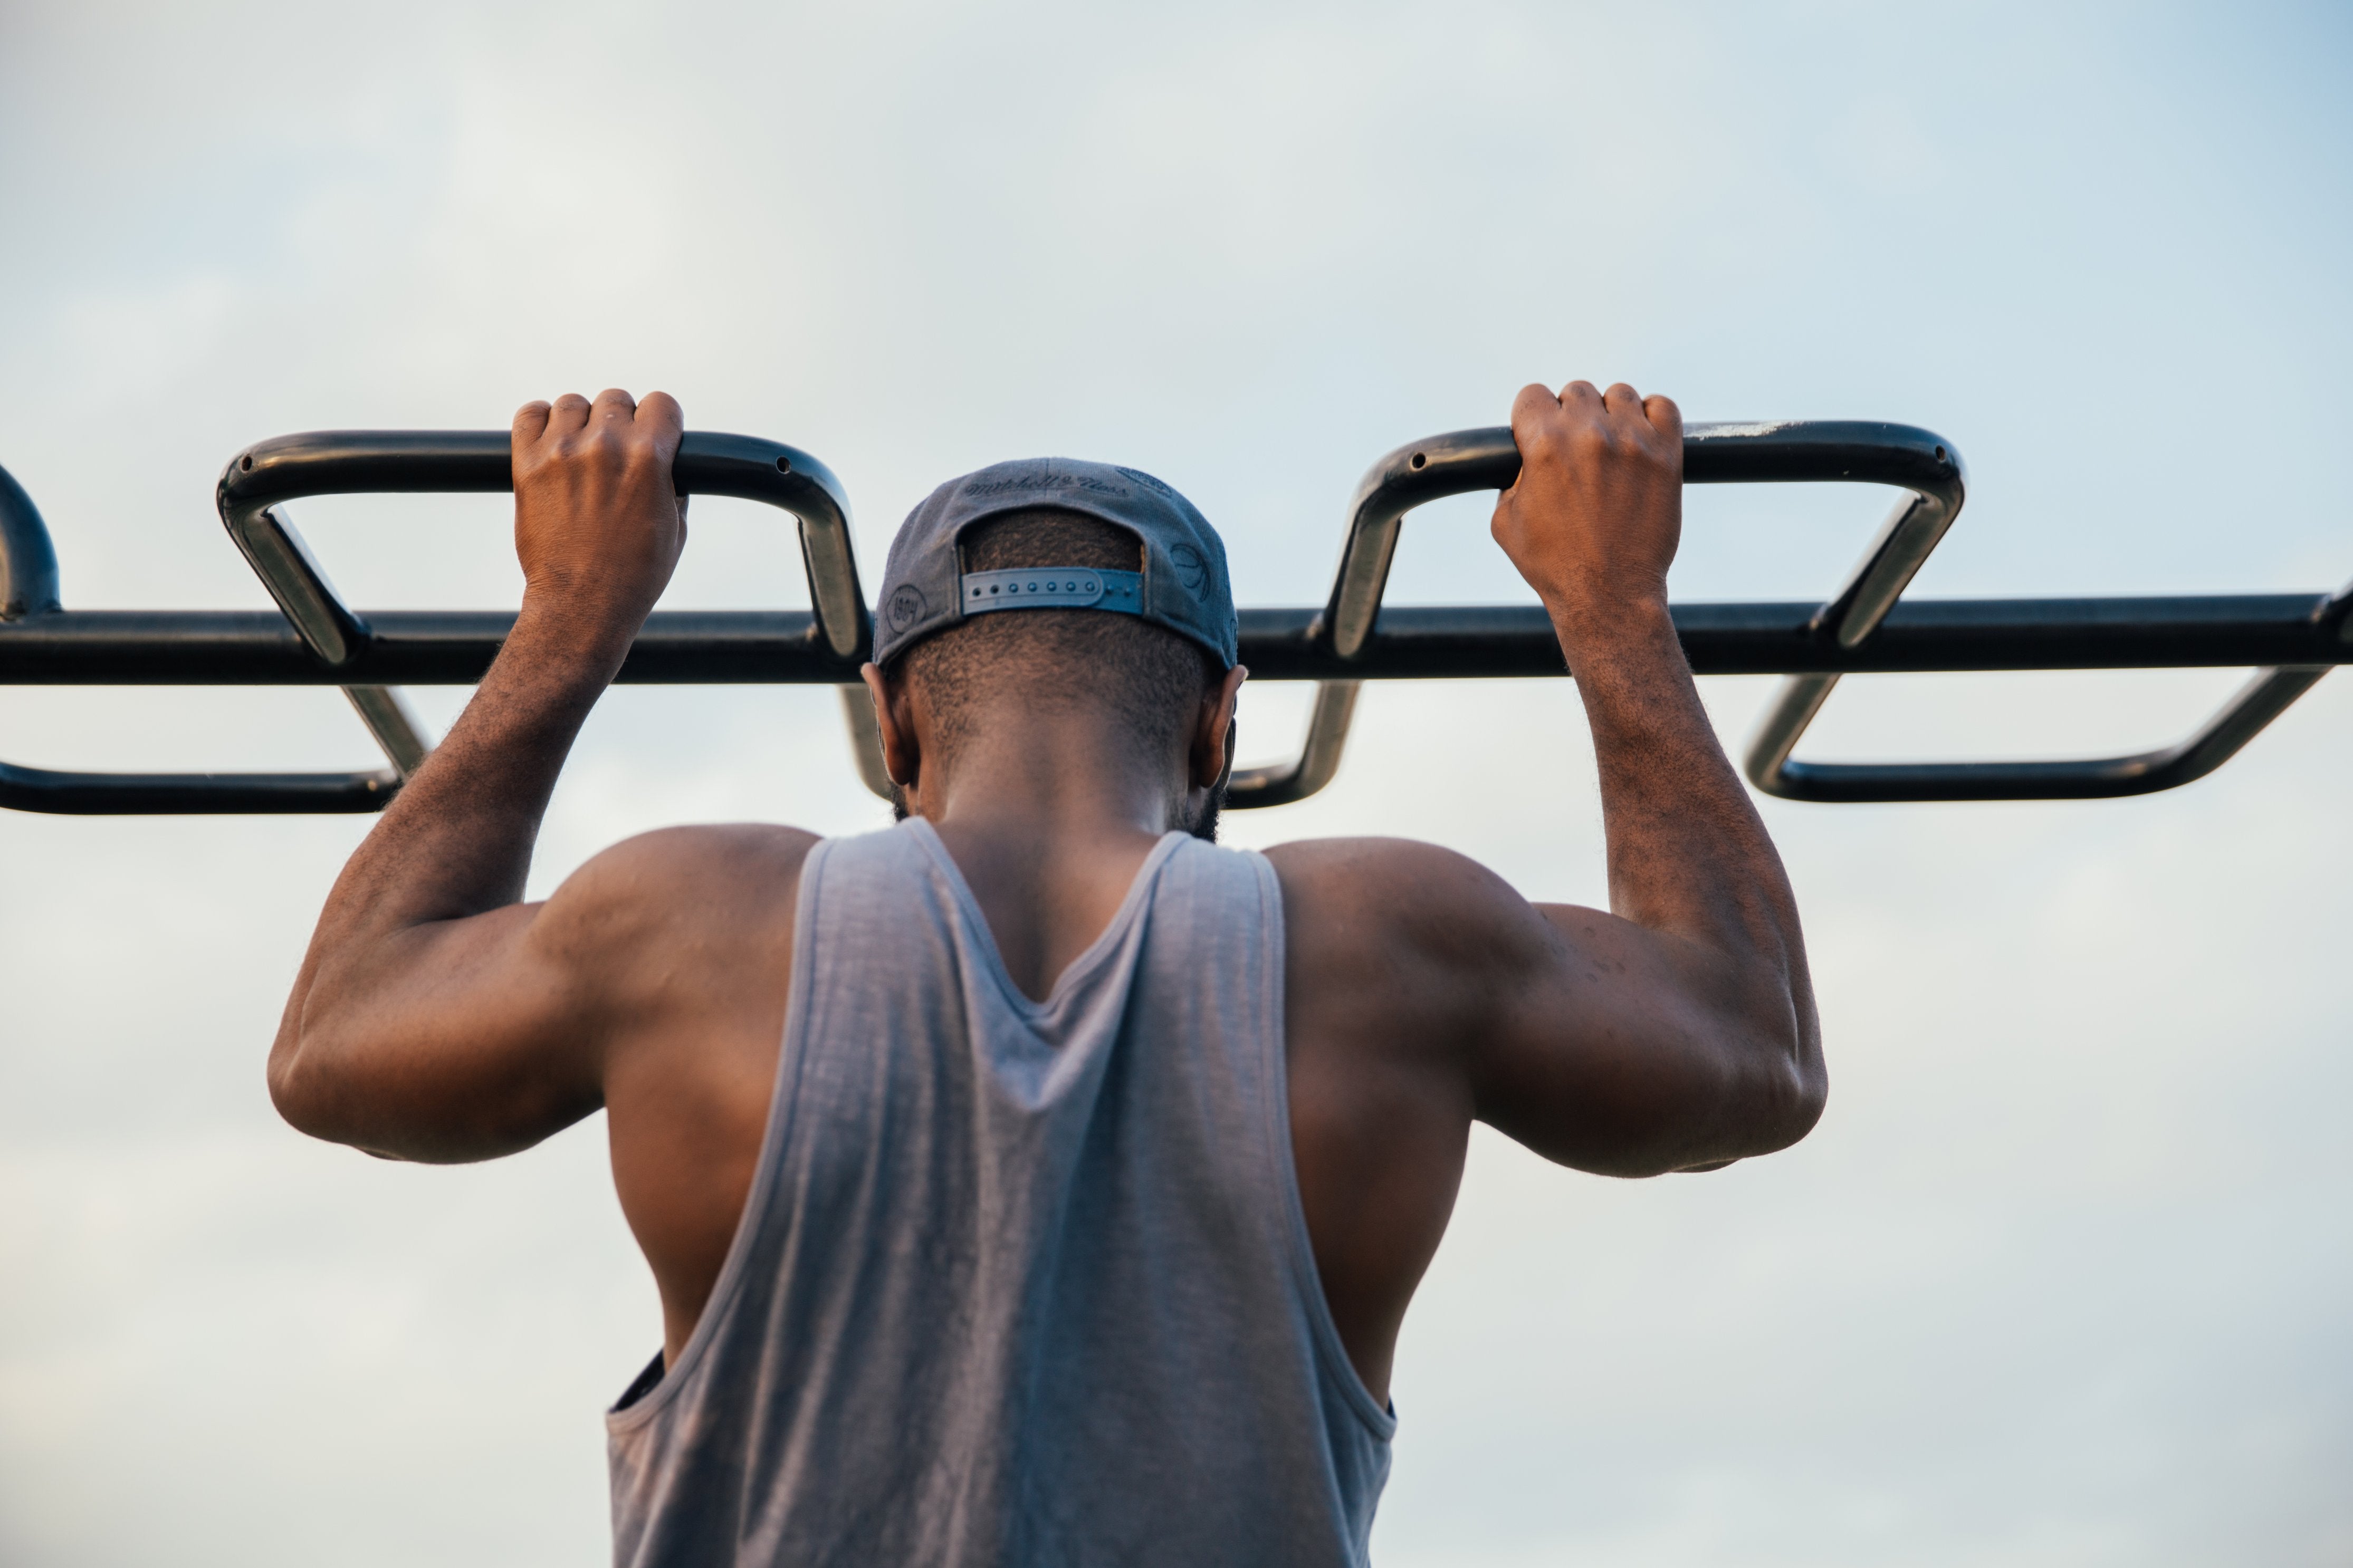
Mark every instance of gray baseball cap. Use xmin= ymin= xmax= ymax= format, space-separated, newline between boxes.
xmin=871 ymin=457 xmax=1239 ymax=669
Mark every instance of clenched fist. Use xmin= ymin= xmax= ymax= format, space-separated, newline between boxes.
xmin=1491 ymin=381 xmax=1682 ymax=621
xmin=511 ymin=388 xmax=688 ymax=642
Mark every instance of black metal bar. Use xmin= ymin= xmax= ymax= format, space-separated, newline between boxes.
xmin=213 ymin=428 xmax=876 ymax=795
xmin=0 ymin=759 xmax=397 ymax=815
xmin=1225 ymin=682 xmax=1360 ymax=806
xmin=1 ymin=463 xmax=63 ymax=620
xmin=6 ymin=430 xmax=2347 ymax=814
xmin=215 ymin=429 xmax=871 ymax=667
xmin=1756 ymin=666 xmax=2332 ymax=803
xmin=13 ymin=466 xmax=350 ymax=816
xmin=5 ymin=597 xmax=2350 ymax=685
xmin=1226 ymin=419 xmax=1971 ymax=806
xmin=1318 ymin=420 xmax=1964 ymax=658
xmin=1745 ymin=579 xmax=2352 ymax=802
xmin=0 ymin=431 xmax=881 ymax=813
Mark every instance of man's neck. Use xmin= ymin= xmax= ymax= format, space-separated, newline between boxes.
xmin=908 ymin=708 xmax=1184 ymax=1001
xmin=914 ymin=706 xmax=1181 ymax=846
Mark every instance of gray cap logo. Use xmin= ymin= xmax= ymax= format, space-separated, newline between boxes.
xmin=887 ymin=584 xmax=929 ymax=631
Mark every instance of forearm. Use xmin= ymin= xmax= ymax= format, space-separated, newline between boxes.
xmin=1483 ymin=381 xmax=1822 ymax=1165
xmin=276 ymin=605 xmax=627 ymax=1050
xmin=1554 ymin=594 xmax=1816 ymax=1053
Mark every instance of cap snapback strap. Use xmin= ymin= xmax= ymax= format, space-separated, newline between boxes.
xmin=961 ymin=566 xmax=1143 ymax=616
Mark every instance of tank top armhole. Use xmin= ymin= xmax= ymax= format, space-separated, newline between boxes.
xmin=606 ymin=835 xmax=836 ymax=1434
xmin=1250 ymin=849 xmax=1400 ymax=1442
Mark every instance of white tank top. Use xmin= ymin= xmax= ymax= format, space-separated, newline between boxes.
xmin=605 ymin=819 xmax=1394 ymax=1566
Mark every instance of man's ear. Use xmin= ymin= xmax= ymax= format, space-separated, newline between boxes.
xmin=860 ymin=663 xmax=920 ymax=788
xmin=1191 ymin=664 xmax=1248 ymax=791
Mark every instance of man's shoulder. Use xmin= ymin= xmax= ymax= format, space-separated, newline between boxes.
xmin=1262 ymin=834 xmax=1520 ymax=914
xmin=542 ymin=823 xmax=822 ymax=966
xmin=576 ymin=821 xmax=824 ymax=892
xmin=1263 ymin=834 xmax=1560 ymax=990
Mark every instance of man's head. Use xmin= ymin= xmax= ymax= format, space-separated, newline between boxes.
xmin=863 ymin=459 xmax=1245 ymax=839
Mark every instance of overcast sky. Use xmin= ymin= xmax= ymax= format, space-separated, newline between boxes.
xmin=2 ymin=2 xmax=2349 ymax=1564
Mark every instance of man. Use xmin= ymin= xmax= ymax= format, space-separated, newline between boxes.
xmin=267 ymin=380 xmax=1824 ymax=1566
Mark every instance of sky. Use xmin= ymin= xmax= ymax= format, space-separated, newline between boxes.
xmin=1 ymin=1 xmax=2349 ymax=1564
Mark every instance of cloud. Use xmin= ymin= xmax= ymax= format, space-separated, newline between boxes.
xmin=2 ymin=3 xmax=2349 ymax=1565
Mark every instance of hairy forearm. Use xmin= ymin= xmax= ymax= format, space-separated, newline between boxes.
xmin=274 ymin=603 xmax=627 ymax=1059
xmin=1554 ymin=594 xmax=1820 ymax=1083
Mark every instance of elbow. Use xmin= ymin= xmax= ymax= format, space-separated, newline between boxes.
xmin=266 ymin=1035 xmax=328 ymax=1138
xmin=1680 ymin=989 xmax=1824 ymax=1171
xmin=1769 ymin=1049 xmax=1829 ymax=1150
xmin=1733 ymin=1002 xmax=1828 ymax=1158
xmin=269 ymin=1038 xmax=409 ymax=1158
xmin=267 ymin=1024 xmax=358 ymax=1146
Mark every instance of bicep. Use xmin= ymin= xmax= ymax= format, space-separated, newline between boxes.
xmin=1472 ymin=898 xmax=1768 ymax=1176
xmin=275 ymin=823 xmax=815 ymax=1164
xmin=1276 ymin=836 xmax=1780 ymax=1179
xmin=273 ymin=895 xmax=609 ymax=1163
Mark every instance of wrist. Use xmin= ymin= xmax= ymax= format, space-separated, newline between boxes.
xmin=504 ymin=594 xmax=643 ymax=686
xmin=1545 ymin=586 xmax=1676 ymax=650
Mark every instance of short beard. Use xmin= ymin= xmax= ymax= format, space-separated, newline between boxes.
xmin=1179 ymin=781 xmax=1225 ymax=843
xmin=891 ymin=780 xmax=1224 ymax=843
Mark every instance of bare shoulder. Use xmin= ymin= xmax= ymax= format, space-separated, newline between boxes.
xmin=1263 ymin=835 xmax=1564 ymax=972
xmin=564 ymin=822 xmax=821 ymax=899
xmin=1263 ymin=836 xmax=1571 ymax=1058
xmin=533 ymin=823 xmax=822 ymax=1003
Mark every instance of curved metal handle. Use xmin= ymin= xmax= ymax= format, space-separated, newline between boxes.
xmin=216 ymin=428 xmax=876 ymax=799
xmin=1321 ymin=420 xmax=1964 ymax=659
xmin=0 ymin=460 xmax=400 ymax=811
xmin=1 ymin=462 xmax=63 ymax=621
xmin=217 ymin=429 xmax=869 ymax=666
xmin=1746 ymin=581 xmax=2351 ymax=801
xmin=1225 ymin=682 xmax=1360 ymax=808
xmin=1227 ymin=420 xmax=1965 ymax=810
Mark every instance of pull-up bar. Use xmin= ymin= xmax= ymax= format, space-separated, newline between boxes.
xmin=0 ymin=423 xmax=2345 ymax=814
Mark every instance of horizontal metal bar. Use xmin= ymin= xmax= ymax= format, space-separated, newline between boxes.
xmin=5 ymin=596 xmax=2345 ymax=685
xmin=1249 ymin=595 xmax=2353 ymax=679
xmin=0 ymin=758 xmax=397 ymax=814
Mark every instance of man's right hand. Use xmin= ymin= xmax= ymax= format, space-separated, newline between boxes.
xmin=1490 ymin=380 xmax=1684 ymax=624
xmin=511 ymin=388 xmax=688 ymax=648
xmin=269 ymin=384 xmax=719 ymax=1167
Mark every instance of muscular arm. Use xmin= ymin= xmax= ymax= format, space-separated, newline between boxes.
xmin=1472 ymin=378 xmax=1822 ymax=1172
xmin=266 ymin=389 xmax=796 ymax=1167
xmin=1278 ymin=381 xmax=1824 ymax=1396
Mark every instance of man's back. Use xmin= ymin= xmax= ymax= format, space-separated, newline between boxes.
xmin=609 ymin=823 xmax=1388 ymax=1566
xmin=263 ymin=382 xmax=1825 ymax=1563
